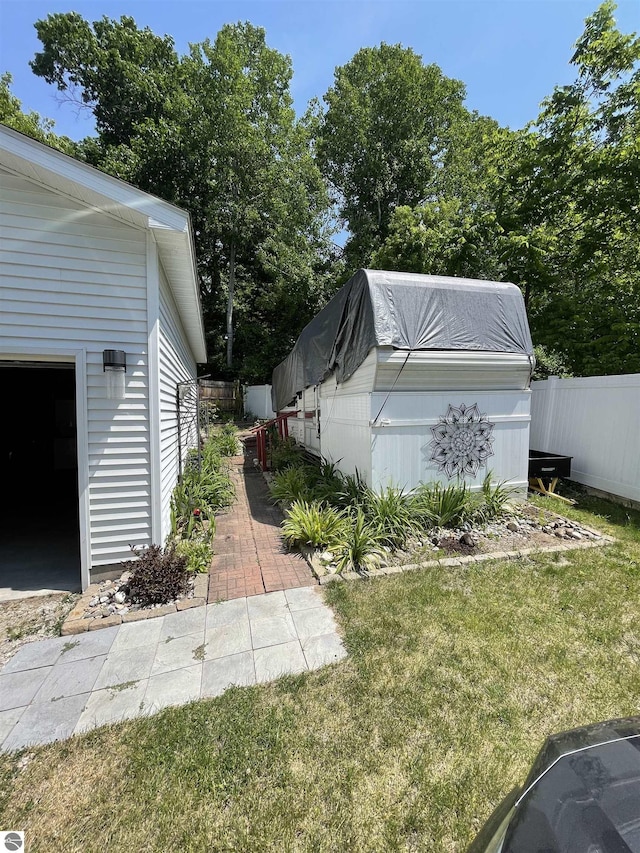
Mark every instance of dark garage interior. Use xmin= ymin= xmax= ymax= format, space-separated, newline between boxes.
xmin=0 ymin=362 xmax=82 ymax=598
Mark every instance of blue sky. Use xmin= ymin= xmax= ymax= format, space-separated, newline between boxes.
xmin=1 ymin=0 xmax=638 ymax=140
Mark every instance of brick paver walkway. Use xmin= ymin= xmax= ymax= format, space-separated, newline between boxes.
xmin=208 ymin=455 xmax=315 ymax=602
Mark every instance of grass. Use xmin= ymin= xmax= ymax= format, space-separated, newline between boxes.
xmin=1 ymin=491 xmax=639 ymax=852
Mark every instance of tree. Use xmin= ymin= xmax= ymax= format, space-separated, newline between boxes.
xmin=317 ymin=44 xmax=469 ymax=268
xmin=0 ymin=72 xmax=74 ymax=153
xmin=30 ymin=14 xmax=335 ymax=377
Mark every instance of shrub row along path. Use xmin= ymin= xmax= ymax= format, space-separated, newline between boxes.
xmin=207 ymin=453 xmax=315 ymax=602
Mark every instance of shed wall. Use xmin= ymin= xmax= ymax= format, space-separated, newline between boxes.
xmin=0 ymin=169 xmax=151 ymax=567
xmin=158 ymin=265 xmax=198 ymax=542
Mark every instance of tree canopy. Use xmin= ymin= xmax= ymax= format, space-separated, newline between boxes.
xmin=2 ymin=2 xmax=637 ymax=378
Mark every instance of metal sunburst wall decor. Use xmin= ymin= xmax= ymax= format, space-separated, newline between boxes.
xmin=428 ymin=403 xmax=495 ymax=479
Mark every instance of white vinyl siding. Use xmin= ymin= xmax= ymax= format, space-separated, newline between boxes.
xmin=0 ymin=169 xmax=151 ymax=569
xmin=158 ymin=266 xmax=197 ymax=542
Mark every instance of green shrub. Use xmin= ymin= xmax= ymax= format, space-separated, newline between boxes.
xmin=126 ymin=544 xmax=189 ymax=606
xmin=270 ymin=436 xmax=306 ymax=471
xmin=281 ymin=500 xmax=347 ymax=549
xmin=309 ymin=459 xmax=346 ymax=504
xmin=335 ymin=470 xmax=369 ymax=508
xmin=334 ymin=509 xmax=386 ymax=573
xmin=175 ymin=539 xmax=212 ymax=573
xmin=270 ymin=466 xmax=313 ymax=505
xmin=412 ymin=481 xmax=473 ymax=528
xmin=364 ymin=485 xmax=418 ymax=547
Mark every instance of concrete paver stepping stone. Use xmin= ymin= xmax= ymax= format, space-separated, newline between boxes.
xmin=33 ymin=655 xmax=107 ymax=704
xmin=246 ymin=591 xmax=287 ymax=620
xmin=291 ymin=607 xmax=338 ymax=643
xmin=201 ymin=651 xmax=256 ymax=698
xmin=3 ymin=693 xmax=89 ymax=751
xmin=75 ymin=681 xmax=148 ymax=734
xmin=144 ymin=664 xmax=202 ymax=713
xmin=151 ymin=633 xmax=207 ymax=676
xmin=205 ymin=618 xmax=252 ymax=661
xmin=94 ymin=644 xmax=157 ymax=690
xmin=206 ymin=597 xmax=249 ymax=629
xmin=0 ymin=666 xmax=53 ymax=711
xmin=284 ymin=586 xmax=324 ymax=612
xmin=1 ymin=635 xmax=70 ymax=673
xmin=159 ymin=606 xmax=206 ymax=640
xmin=301 ymin=634 xmax=348 ymax=670
xmin=55 ymin=626 xmax=120 ymax=663
xmin=0 ymin=707 xmax=27 ymax=744
xmin=250 ymin=613 xmax=298 ymax=649
xmin=254 ymin=641 xmax=308 ymax=683
xmin=109 ymin=618 xmax=163 ymax=654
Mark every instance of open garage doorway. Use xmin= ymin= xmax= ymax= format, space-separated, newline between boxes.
xmin=0 ymin=362 xmax=82 ymax=599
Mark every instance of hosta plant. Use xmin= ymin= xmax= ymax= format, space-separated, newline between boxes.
xmin=281 ymin=500 xmax=347 ymax=549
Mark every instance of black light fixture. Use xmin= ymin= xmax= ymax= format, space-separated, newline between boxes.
xmin=103 ymin=349 xmax=127 ymax=399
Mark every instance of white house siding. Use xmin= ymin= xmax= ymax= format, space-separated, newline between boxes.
xmin=530 ymin=375 xmax=640 ymax=503
xmin=158 ymin=265 xmax=197 ymax=541
xmin=0 ymin=170 xmax=151 ymax=569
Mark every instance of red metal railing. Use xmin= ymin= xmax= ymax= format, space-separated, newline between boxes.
xmin=250 ymin=411 xmax=298 ymax=471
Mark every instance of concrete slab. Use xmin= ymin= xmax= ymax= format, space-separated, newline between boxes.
xmin=201 ymin=651 xmax=256 ymax=698
xmin=301 ymin=634 xmax=347 ymax=670
xmin=2 ymin=693 xmax=88 ymax=750
xmin=144 ymin=664 xmax=202 ymax=713
xmin=109 ymin=618 xmax=163 ymax=654
xmin=1 ymin=635 xmax=70 ymax=673
xmin=250 ymin=613 xmax=298 ymax=649
xmin=0 ymin=666 xmax=53 ymax=712
xmin=291 ymin=607 xmax=338 ymax=643
xmin=75 ymin=681 xmax=148 ymax=734
xmin=206 ymin=597 xmax=248 ymax=629
xmin=33 ymin=655 xmax=106 ymax=704
xmin=205 ymin=618 xmax=252 ymax=661
xmin=253 ymin=641 xmax=308 ymax=683
xmin=94 ymin=644 xmax=157 ymax=690
xmin=55 ymin=626 xmax=119 ymax=663
xmin=284 ymin=586 xmax=324 ymax=612
xmin=159 ymin=606 xmax=206 ymax=641
xmin=246 ymin=591 xmax=287 ymax=620
xmin=0 ymin=707 xmax=26 ymax=744
xmin=151 ymin=633 xmax=206 ymax=676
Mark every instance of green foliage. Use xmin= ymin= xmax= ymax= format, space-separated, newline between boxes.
xmin=175 ymin=539 xmax=212 ymax=574
xmin=317 ymin=43 xmax=469 ymax=267
xmin=412 ymin=481 xmax=473 ymax=529
xmin=334 ymin=509 xmax=386 ymax=573
xmin=209 ymin=423 xmax=241 ymax=457
xmin=269 ymin=466 xmax=313 ymax=505
xmin=126 ymin=544 xmax=189 ymax=606
xmin=335 ymin=471 xmax=370 ymax=509
xmin=270 ymin=437 xmax=306 ymax=472
xmin=532 ymin=346 xmax=573 ymax=380
xmin=363 ymin=486 xmax=418 ymax=547
xmin=470 ymin=473 xmax=518 ymax=524
xmin=281 ymin=500 xmax=347 ymax=549
xmin=0 ymin=72 xmax=74 ymax=153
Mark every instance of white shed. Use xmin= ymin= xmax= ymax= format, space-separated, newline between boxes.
xmin=0 ymin=125 xmax=207 ymax=594
xmin=272 ymin=269 xmax=534 ymax=495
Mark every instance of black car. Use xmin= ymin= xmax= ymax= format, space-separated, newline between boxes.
xmin=467 ymin=716 xmax=640 ymax=853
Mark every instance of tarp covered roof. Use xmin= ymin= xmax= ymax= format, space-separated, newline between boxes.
xmin=271 ymin=269 xmax=534 ymax=411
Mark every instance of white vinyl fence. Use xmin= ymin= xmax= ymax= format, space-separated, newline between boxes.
xmin=244 ymin=384 xmax=276 ymax=420
xmin=530 ymin=374 xmax=640 ymax=503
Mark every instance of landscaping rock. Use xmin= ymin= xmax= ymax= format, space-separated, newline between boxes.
xmin=114 ymin=591 xmax=126 ymax=604
xmin=506 ymin=520 xmax=520 ymax=532
xmin=460 ymin=532 xmax=477 ymax=547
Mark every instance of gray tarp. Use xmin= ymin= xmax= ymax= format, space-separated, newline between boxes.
xmin=271 ymin=269 xmax=534 ymax=412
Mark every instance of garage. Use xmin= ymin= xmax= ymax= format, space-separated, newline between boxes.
xmin=0 ymin=362 xmax=81 ymax=598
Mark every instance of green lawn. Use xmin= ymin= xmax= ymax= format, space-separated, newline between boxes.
xmin=1 ymin=492 xmax=639 ymax=852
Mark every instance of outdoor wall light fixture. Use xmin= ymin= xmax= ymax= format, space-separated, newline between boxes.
xmin=103 ymin=349 xmax=127 ymax=400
